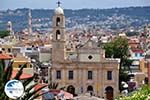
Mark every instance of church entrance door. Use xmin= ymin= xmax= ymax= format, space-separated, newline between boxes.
xmin=105 ymin=86 xmax=113 ymax=100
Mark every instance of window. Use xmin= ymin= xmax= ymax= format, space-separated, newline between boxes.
xmin=56 ymin=30 xmax=61 ymax=40
xmin=19 ymin=65 xmax=22 ymax=68
xmin=140 ymin=53 xmax=143 ymax=57
xmin=88 ymin=71 xmax=93 ymax=80
xmin=87 ymin=85 xmax=93 ymax=92
xmin=2 ymin=48 xmax=5 ymax=51
xmin=107 ymin=71 xmax=112 ymax=80
xmin=56 ymin=70 xmax=61 ymax=79
xmin=56 ymin=17 xmax=60 ymax=26
xmin=88 ymin=55 xmax=93 ymax=60
xmin=26 ymin=48 xmax=32 ymax=50
xmin=68 ymin=71 xmax=73 ymax=80
xmin=8 ymin=48 xmax=11 ymax=52
xmin=135 ymin=53 xmax=138 ymax=57
xmin=19 ymin=64 xmax=27 ymax=68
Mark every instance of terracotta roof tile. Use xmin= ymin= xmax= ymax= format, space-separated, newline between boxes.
xmin=11 ymin=70 xmax=33 ymax=79
xmin=0 ymin=54 xmax=12 ymax=59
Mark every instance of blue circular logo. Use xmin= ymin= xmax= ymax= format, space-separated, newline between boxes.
xmin=4 ymin=80 xmax=24 ymax=99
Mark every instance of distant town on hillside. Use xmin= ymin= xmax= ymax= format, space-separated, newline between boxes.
xmin=0 ymin=6 xmax=150 ymax=33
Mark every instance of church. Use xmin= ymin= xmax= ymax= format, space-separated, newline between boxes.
xmin=50 ymin=2 xmax=120 ymax=100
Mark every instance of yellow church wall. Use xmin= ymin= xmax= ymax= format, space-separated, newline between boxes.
xmin=139 ymin=59 xmax=148 ymax=75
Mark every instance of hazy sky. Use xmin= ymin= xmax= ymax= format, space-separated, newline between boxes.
xmin=0 ymin=0 xmax=150 ymax=10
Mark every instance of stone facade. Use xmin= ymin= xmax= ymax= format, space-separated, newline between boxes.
xmin=49 ymin=5 xmax=120 ymax=100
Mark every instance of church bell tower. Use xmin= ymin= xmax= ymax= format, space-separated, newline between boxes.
xmin=51 ymin=1 xmax=66 ymax=63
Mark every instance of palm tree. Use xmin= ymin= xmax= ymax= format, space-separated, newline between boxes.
xmin=0 ymin=59 xmax=58 ymax=100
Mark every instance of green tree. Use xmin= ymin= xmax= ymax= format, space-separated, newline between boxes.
xmin=123 ymin=59 xmax=133 ymax=72
xmin=118 ymin=85 xmax=150 ymax=100
xmin=103 ymin=42 xmax=114 ymax=58
xmin=0 ymin=30 xmax=10 ymax=38
xmin=103 ymin=37 xmax=131 ymax=91
xmin=104 ymin=37 xmax=129 ymax=66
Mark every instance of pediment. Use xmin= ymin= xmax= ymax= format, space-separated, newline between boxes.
xmin=80 ymin=39 xmax=98 ymax=49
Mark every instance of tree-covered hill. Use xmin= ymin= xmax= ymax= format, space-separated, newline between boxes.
xmin=0 ymin=6 xmax=150 ymax=31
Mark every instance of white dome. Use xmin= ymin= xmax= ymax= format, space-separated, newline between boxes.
xmin=55 ymin=7 xmax=64 ymax=15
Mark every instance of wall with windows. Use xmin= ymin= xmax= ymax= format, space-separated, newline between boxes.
xmin=51 ymin=62 xmax=119 ymax=99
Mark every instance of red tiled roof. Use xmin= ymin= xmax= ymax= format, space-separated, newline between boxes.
xmin=34 ymin=83 xmax=48 ymax=94
xmin=128 ymin=40 xmax=139 ymax=44
xmin=0 ymin=54 xmax=12 ymax=59
xmin=11 ymin=70 xmax=33 ymax=79
xmin=132 ymin=49 xmax=144 ymax=53
xmin=34 ymin=83 xmax=48 ymax=91
xmin=49 ymin=89 xmax=60 ymax=95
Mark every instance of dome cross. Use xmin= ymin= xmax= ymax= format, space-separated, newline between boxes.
xmin=57 ymin=0 xmax=61 ymax=7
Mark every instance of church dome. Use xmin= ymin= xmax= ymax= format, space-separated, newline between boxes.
xmin=55 ymin=7 xmax=64 ymax=15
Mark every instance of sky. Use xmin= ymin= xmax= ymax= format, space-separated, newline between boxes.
xmin=0 ymin=0 xmax=150 ymax=10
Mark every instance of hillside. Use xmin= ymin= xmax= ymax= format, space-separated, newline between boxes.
xmin=0 ymin=6 xmax=150 ymax=31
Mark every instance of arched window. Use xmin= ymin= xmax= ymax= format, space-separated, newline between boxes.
xmin=87 ymin=85 xmax=93 ymax=92
xmin=56 ymin=17 xmax=60 ymax=26
xmin=67 ymin=85 xmax=75 ymax=95
xmin=56 ymin=30 xmax=61 ymax=40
